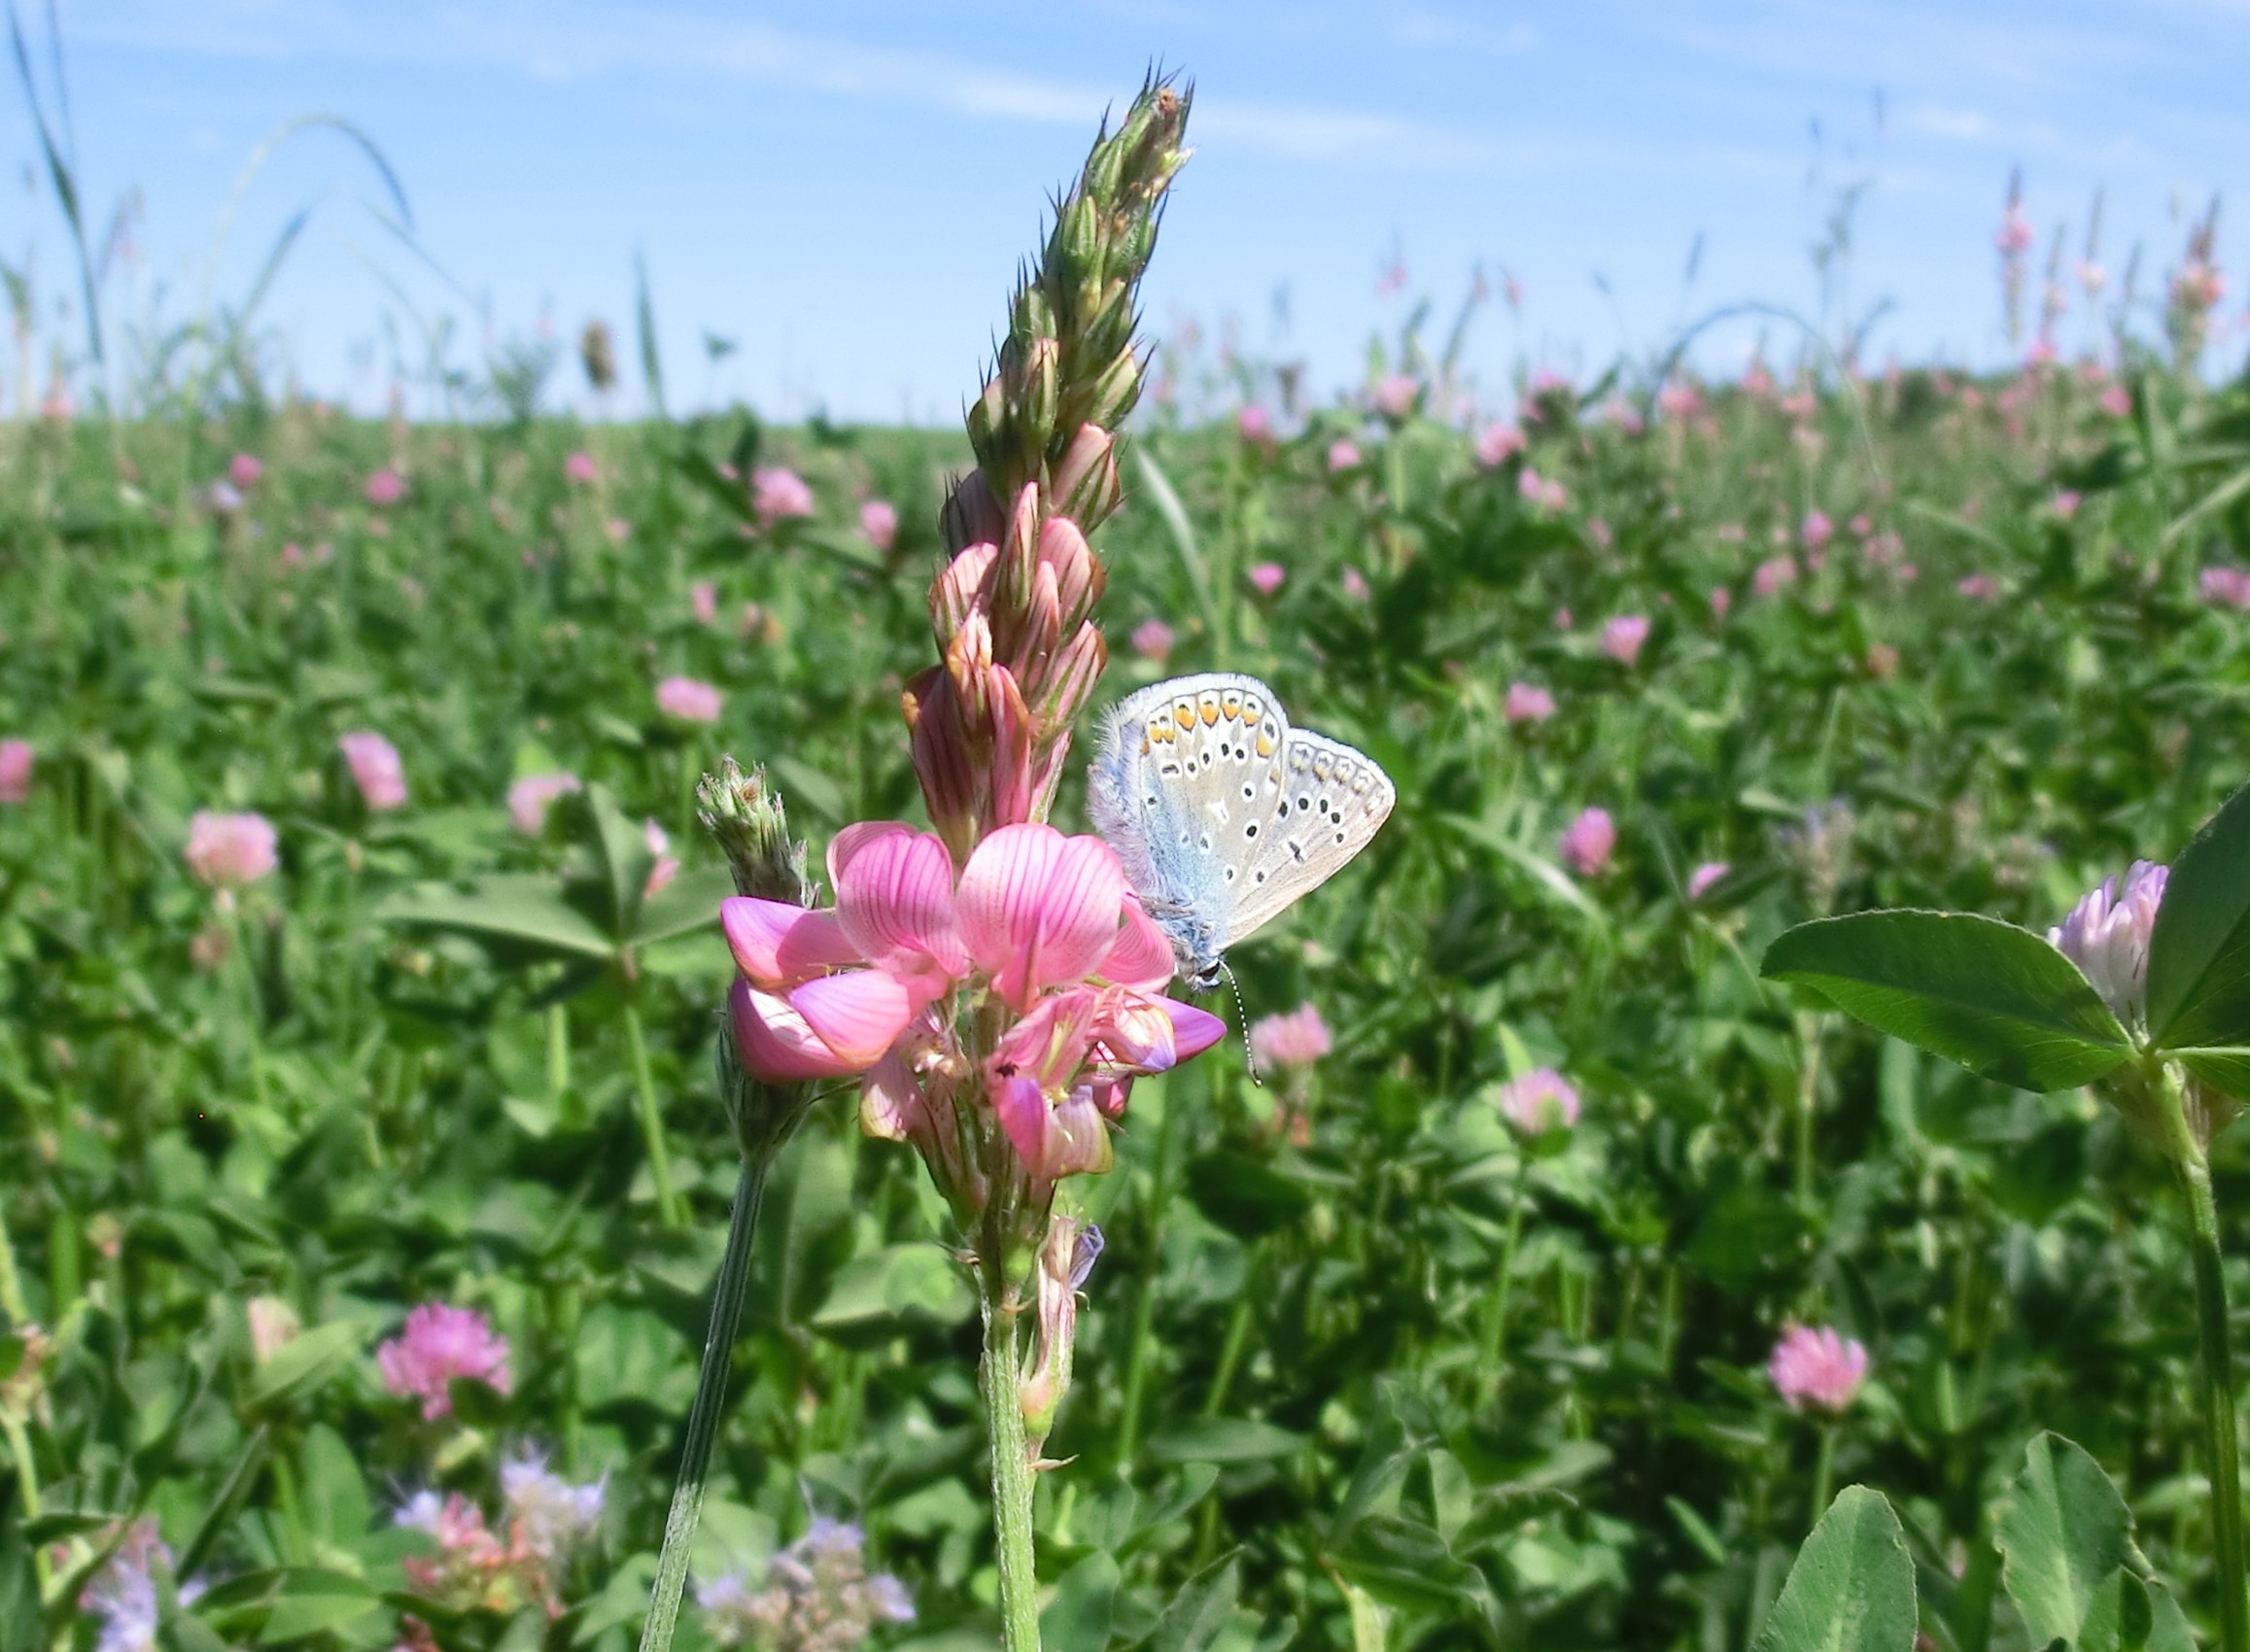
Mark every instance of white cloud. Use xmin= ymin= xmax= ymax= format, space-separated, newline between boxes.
xmin=1902 ymin=104 xmax=1991 ymax=141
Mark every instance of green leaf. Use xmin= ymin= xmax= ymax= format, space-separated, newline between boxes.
xmin=244 ymin=1321 xmax=364 ymax=1410
xmin=1041 ymin=1552 xmax=1119 ymax=1651
xmin=1183 ymin=1150 xmax=1311 ymax=1240
xmin=2075 ymin=1568 xmax=2195 ymax=1652
xmin=809 ymin=1243 xmax=976 ymax=1345
xmin=1752 ymin=1486 xmax=1916 ymax=1652
xmin=1996 ymin=1433 xmax=2140 ymax=1650
xmin=1147 ymin=1418 xmax=1302 ymax=1464
xmin=577 ymin=782 xmax=656 ymax=942
xmin=1763 ymin=912 xmax=2132 ymax=1092
xmin=1144 ymin=1555 xmax=1239 ymax=1652
xmin=375 ymin=876 xmax=616 ymax=962
xmin=256 ymin=1568 xmax=382 ymax=1639
xmin=634 ymin=864 xmax=733 ymax=946
xmin=2147 ymin=777 xmax=2250 ymax=1055
xmin=768 ymin=756 xmax=847 ymax=825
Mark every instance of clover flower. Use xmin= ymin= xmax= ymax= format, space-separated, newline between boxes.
xmin=186 ymin=811 xmax=278 ymax=891
xmin=753 ymin=466 xmax=815 ymax=528
xmin=1496 ymin=1067 xmax=1579 ymax=1135
xmin=339 ymin=732 xmax=408 ymax=811
xmin=376 ymin=1303 xmax=511 ymax=1421
xmin=2049 ymin=861 xmax=2167 ymax=1027
xmin=1505 ymin=682 xmax=1556 ymax=725
xmin=1602 ymin=614 xmax=1648 ymax=667
xmin=500 ymin=1453 xmax=606 ymax=1563
xmin=1247 ymin=562 xmax=1286 ymax=596
xmin=859 ymin=499 xmax=898 ymax=552
xmin=0 ymin=739 xmax=30 ymax=804
xmin=365 ymin=468 xmax=405 ymax=507
xmin=696 ymin=1518 xmax=914 ymax=1651
xmin=657 ymin=675 xmax=725 ymax=724
xmin=1769 ymin=1324 xmax=1869 ymax=1414
xmin=1249 ymin=1003 xmax=1331 ymax=1071
xmin=1129 ymin=618 xmax=1174 ymax=664
xmin=1559 ymin=808 xmax=1616 ymax=877
xmin=1686 ymin=861 xmax=1731 ymax=901
xmin=82 ymin=1519 xmax=196 ymax=1652
xmin=509 ymin=773 xmax=580 ymax=835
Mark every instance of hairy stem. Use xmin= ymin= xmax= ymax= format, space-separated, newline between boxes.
xmin=980 ymin=1250 xmax=1042 ymax=1652
xmin=637 ymin=1157 xmax=768 ymax=1652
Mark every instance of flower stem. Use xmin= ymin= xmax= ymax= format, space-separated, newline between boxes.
xmin=980 ymin=1250 xmax=1042 ymax=1652
xmin=1791 ymin=1010 xmax=1824 ymax=1212
xmin=2180 ymin=1144 xmax=2248 ymax=1652
xmin=622 ymin=993 xmax=685 ymax=1229
xmin=1808 ymin=1424 xmax=1838 ymax=1533
xmin=1116 ymin=1085 xmax=1184 ymax=1472
xmin=1481 ymin=1158 xmax=1529 ymax=1403
xmin=636 ymin=1156 xmax=768 ymax=1652
xmin=228 ymin=906 xmax=271 ymax=1116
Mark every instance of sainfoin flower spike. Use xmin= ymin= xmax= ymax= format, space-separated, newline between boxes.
xmin=2048 ymin=860 xmax=2167 ymax=1027
xmin=1768 ymin=1324 xmax=1869 ymax=1413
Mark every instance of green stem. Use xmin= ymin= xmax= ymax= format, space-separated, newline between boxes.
xmin=229 ymin=906 xmax=271 ymax=1116
xmin=980 ymin=1251 xmax=1042 ymax=1652
xmin=2178 ymin=1143 xmax=2248 ymax=1652
xmin=1202 ymin=1270 xmax=1256 ymax=1420
xmin=622 ymin=994 xmax=685 ymax=1229
xmin=1791 ymin=1011 xmax=1823 ymax=1212
xmin=1809 ymin=1425 xmax=1838 ymax=1534
xmin=1481 ymin=1159 xmax=1529 ymax=1403
xmin=637 ymin=1157 xmax=768 ymax=1652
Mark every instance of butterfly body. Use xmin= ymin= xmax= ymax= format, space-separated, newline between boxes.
xmin=1087 ymin=672 xmax=1396 ymax=989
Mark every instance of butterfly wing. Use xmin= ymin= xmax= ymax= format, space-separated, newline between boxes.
xmin=1089 ymin=672 xmax=1294 ymax=977
xmin=1217 ymin=727 xmax=1396 ymax=949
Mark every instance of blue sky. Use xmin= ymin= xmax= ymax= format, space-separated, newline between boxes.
xmin=9 ymin=0 xmax=2249 ymax=421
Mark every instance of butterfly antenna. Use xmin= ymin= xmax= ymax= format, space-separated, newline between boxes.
xmin=1221 ymin=961 xmax=1262 ymax=1086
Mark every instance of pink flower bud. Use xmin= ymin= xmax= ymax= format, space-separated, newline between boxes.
xmin=860 ymin=499 xmax=898 ymax=552
xmin=185 ymin=811 xmax=278 ymax=890
xmin=1474 ymin=424 xmax=1526 ymax=466
xmin=1236 ymin=404 xmax=1277 ymax=448
xmin=338 ymin=731 xmax=408 ymax=811
xmin=228 ymin=453 xmax=263 ymax=490
xmin=565 ymin=451 xmax=598 ymax=485
xmin=2051 ymin=490 xmax=2082 ymax=521
xmin=2100 ymin=383 xmax=2133 ymax=417
xmin=2049 ymin=860 xmax=2167 ymax=1024
xmin=0 ymin=739 xmax=30 ymax=804
xmin=1956 ymin=573 xmax=1999 ymax=601
xmin=656 ymin=675 xmax=724 ymax=724
xmin=1497 ymin=1067 xmax=1579 ymax=1134
xmin=1372 ymin=373 xmax=1420 ymax=421
xmin=1754 ymin=556 xmax=1798 ymax=600
xmin=1709 ymin=586 xmax=1733 ymax=619
xmin=1327 ymin=439 xmax=1362 ymax=473
xmin=2202 ymin=567 xmax=2250 ymax=610
xmin=1686 ymin=861 xmax=1730 ymax=901
xmin=1247 ymin=563 xmax=1286 ymax=597
xmin=1342 ymin=568 xmax=1371 ymax=602
xmin=1800 ymin=510 xmax=1833 ymax=550
xmin=692 ymin=581 xmax=717 ymax=626
xmin=1768 ymin=1324 xmax=1868 ymax=1414
xmin=364 ymin=469 xmax=404 ymax=507
xmin=1558 ymin=807 xmax=1616 ymax=877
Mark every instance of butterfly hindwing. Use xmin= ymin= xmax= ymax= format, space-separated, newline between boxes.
xmin=1223 ymin=728 xmax=1396 ymax=947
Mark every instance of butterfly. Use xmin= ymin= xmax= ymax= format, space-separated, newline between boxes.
xmin=1088 ymin=671 xmax=1397 ymax=990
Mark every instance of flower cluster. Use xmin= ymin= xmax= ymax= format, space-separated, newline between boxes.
xmin=80 ymin=1519 xmax=200 ymax=1652
xmin=186 ymin=809 xmax=278 ymax=892
xmin=376 ymin=1303 xmax=513 ymax=1421
xmin=725 ymin=822 xmax=1222 ymax=1193
xmin=509 ymin=772 xmax=581 ymax=835
xmin=339 ymin=731 xmax=408 ymax=811
xmin=696 ymin=1518 xmax=914 ymax=1652
xmin=396 ymin=1454 xmax=603 ymax=1620
xmin=1768 ymin=1324 xmax=1869 ymax=1414
xmin=1497 ymin=1068 xmax=1579 ymax=1135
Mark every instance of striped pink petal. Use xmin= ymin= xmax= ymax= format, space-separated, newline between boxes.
xmin=728 ymin=980 xmax=864 ymax=1081
xmin=830 ymin=823 xmax=968 ymax=986
xmin=721 ymin=899 xmax=859 ymax=986
xmin=957 ymin=824 xmax=1126 ymax=1012
xmin=790 ymin=970 xmax=916 ymax=1068
xmin=1099 ymin=899 xmax=1175 ymax=991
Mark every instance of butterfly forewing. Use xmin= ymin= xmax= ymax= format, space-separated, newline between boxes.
xmin=1089 ymin=671 xmax=1395 ymax=977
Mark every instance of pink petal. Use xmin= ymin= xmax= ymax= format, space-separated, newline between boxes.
xmin=1046 ymin=1090 xmax=1114 ymax=1178
xmin=721 ymin=899 xmax=859 ymax=986
xmin=728 ymin=979 xmax=862 ymax=1081
xmin=957 ymin=824 xmax=1126 ymax=1012
xmin=790 ymin=971 xmax=915 ymax=1067
xmin=1165 ymin=1000 xmax=1228 ymax=1063
xmin=832 ymin=825 xmax=969 ymax=983
xmin=994 ymin=1074 xmax=1052 ymax=1174
xmin=1100 ymin=899 xmax=1176 ymax=991
xmin=860 ymin=1048 xmax=925 ymax=1143
xmin=828 ymin=820 xmax=916 ymax=885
